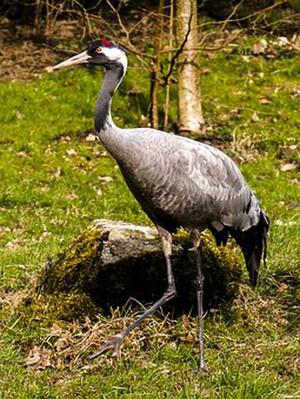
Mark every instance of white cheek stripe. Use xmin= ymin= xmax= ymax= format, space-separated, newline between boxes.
xmin=102 ymin=47 xmax=127 ymax=67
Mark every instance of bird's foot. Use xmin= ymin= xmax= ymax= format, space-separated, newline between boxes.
xmin=88 ymin=334 xmax=123 ymax=360
xmin=198 ymin=360 xmax=210 ymax=375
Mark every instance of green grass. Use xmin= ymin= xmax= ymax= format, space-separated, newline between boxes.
xmin=0 ymin=45 xmax=299 ymax=398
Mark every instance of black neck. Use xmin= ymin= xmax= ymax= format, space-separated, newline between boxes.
xmin=94 ymin=64 xmax=124 ymax=132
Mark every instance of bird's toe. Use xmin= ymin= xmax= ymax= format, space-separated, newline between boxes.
xmin=198 ymin=362 xmax=210 ymax=375
xmin=88 ymin=334 xmax=123 ymax=360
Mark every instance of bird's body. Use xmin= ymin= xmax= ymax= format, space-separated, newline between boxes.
xmin=52 ymin=39 xmax=269 ymax=370
xmin=101 ymin=125 xmax=260 ymax=233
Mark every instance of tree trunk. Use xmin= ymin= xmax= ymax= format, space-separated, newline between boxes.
xmin=176 ymin=0 xmax=204 ymax=137
xmin=150 ymin=0 xmax=165 ymax=129
xmin=150 ymin=59 xmax=159 ymax=129
xmin=164 ymin=0 xmax=174 ymax=130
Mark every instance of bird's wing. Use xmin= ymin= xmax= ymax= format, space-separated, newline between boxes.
xmin=115 ymin=129 xmax=260 ymax=231
xmin=174 ymin=142 xmax=245 ymax=199
xmin=167 ymin=139 xmax=260 ymax=230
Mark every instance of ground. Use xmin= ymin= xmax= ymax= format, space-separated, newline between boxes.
xmin=0 ymin=21 xmax=299 ymax=398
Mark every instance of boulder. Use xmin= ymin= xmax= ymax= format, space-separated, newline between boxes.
xmin=27 ymin=220 xmax=243 ymax=321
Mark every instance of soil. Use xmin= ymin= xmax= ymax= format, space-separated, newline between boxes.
xmin=0 ymin=18 xmax=80 ymax=80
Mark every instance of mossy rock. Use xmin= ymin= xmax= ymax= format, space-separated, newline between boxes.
xmin=24 ymin=220 xmax=244 ymax=322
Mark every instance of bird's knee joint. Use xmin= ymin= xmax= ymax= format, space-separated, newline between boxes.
xmin=164 ymin=285 xmax=176 ymax=299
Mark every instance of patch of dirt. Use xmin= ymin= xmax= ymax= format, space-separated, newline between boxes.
xmin=0 ymin=18 xmax=81 ymax=81
xmin=0 ymin=40 xmax=57 ymax=80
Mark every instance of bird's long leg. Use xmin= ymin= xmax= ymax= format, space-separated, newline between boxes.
xmin=89 ymin=226 xmax=176 ymax=360
xmin=191 ymin=230 xmax=208 ymax=373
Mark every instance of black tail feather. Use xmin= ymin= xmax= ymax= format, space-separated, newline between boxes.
xmin=230 ymin=211 xmax=270 ymax=286
xmin=209 ymin=225 xmax=229 ymax=246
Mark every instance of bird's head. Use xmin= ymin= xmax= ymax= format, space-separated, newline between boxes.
xmin=50 ymin=39 xmax=127 ymax=71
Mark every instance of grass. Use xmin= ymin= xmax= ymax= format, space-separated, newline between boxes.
xmin=0 ymin=41 xmax=299 ymax=398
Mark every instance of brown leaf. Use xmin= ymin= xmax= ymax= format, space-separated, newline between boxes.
xmin=280 ymin=163 xmax=297 ymax=172
xmin=51 ymin=323 xmax=62 ymax=333
xmin=98 ymin=176 xmax=113 ymax=184
xmin=85 ymin=133 xmax=97 ymax=142
xmin=291 ymin=87 xmax=300 ymax=98
xmin=54 ymin=337 xmax=70 ymax=351
xmin=259 ymin=97 xmax=272 ymax=104
xmin=25 ymin=346 xmax=52 ymax=369
xmin=251 ymin=112 xmax=260 ymax=122
xmin=66 ymin=149 xmax=77 ymax=156
xmin=53 ymin=168 xmax=62 ymax=178
xmin=252 ymin=39 xmax=268 ymax=55
xmin=6 ymin=239 xmax=21 ymax=251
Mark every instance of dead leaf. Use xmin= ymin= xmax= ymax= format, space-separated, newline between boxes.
xmin=291 ymin=87 xmax=300 ymax=98
xmin=54 ymin=337 xmax=70 ymax=351
xmin=184 ymin=333 xmax=195 ymax=343
xmin=98 ymin=176 xmax=113 ymax=184
xmin=61 ymin=136 xmax=71 ymax=142
xmin=252 ymin=39 xmax=268 ymax=55
xmin=53 ymin=168 xmax=62 ymax=178
xmin=271 ymin=36 xmax=290 ymax=48
xmin=259 ymin=98 xmax=272 ymax=104
xmin=66 ymin=193 xmax=79 ymax=201
xmin=66 ymin=149 xmax=77 ymax=156
xmin=17 ymin=151 xmax=28 ymax=157
xmin=25 ymin=351 xmax=41 ymax=367
xmin=251 ymin=112 xmax=260 ymax=122
xmin=291 ymin=33 xmax=300 ymax=51
xmin=16 ymin=111 xmax=25 ymax=120
xmin=25 ymin=346 xmax=52 ymax=369
xmin=200 ymin=67 xmax=211 ymax=75
xmin=6 ymin=239 xmax=21 ymax=251
xmin=241 ymin=55 xmax=250 ymax=63
xmin=51 ymin=323 xmax=62 ymax=333
xmin=85 ymin=133 xmax=97 ymax=142
xmin=280 ymin=163 xmax=297 ymax=172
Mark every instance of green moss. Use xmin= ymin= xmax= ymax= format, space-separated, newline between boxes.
xmin=39 ymin=225 xmax=109 ymax=293
xmin=201 ymin=231 xmax=242 ymax=295
xmin=19 ymin=223 xmax=243 ymax=323
xmin=20 ymin=292 xmax=98 ymax=323
xmin=17 ymin=225 xmax=108 ymax=322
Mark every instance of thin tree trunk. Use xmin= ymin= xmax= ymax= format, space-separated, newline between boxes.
xmin=45 ymin=0 xmax=50 ymax=36
xmin=34 ymin=0 xmax=42 ymax=32
xmin=176 ymin=0 xmax=204 ymax=137
xmin=150 ymin=58 xmax=159 ymax=129
xmin=150 ymin=0 xmax=165 ymax=129
xmin=164 ymin=0 xmax=174 ymax=130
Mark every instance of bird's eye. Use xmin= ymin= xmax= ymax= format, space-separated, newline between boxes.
xmin=95 ymin=47 xmax=103 ymax=54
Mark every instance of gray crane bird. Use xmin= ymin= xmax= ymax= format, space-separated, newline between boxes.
xmin=51 ymin=39 xmax=269 ymax=371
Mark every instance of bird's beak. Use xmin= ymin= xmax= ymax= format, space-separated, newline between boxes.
xmin=50 ymin=50 xmax=91 ymax=71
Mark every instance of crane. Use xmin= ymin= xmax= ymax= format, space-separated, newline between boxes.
xmin=51 ymin=39 xmax=269 ymax=371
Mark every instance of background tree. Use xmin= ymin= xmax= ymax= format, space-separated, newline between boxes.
xmin=150 ymin=0 xmax=165 ymax=129
xmin=176 ymin=0 xmax=204 ymax=137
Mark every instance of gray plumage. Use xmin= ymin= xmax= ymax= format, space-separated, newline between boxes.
xmin=52 ymin=39 xmax=269 ymax=368
xmin=104 ymin=126 xmax=260 ymax=233
xmin=88 ymin=44 xmax=266 ymax=246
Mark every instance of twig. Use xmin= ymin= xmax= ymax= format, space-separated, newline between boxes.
xmin=162 ymin=5 xmax=193 ymax=87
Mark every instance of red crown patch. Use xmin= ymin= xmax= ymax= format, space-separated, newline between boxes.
xmin=100 ymin=39 xmax=113 ymax=47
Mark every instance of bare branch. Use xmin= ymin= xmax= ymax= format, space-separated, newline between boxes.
xmin=162 ymin=4 xmax=193 ymax=87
